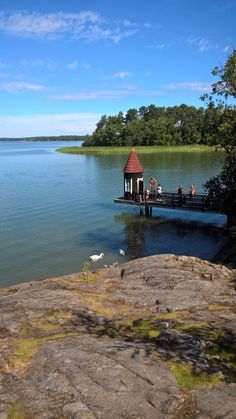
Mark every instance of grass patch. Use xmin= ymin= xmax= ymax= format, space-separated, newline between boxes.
xmin=37 ymin=310 xmax=73 ymax=332
xmin=173 ymin=322 xmax=236 ymax=382
xmin=174 ymin=322 xmax=218 ymax=336
xmin=0 ymin=288 xmax=19 ymax=297
xmin=57 ymin=145 xmax=216 ymax=156
xmin=7 ymin=402 xmax=32 ymax=419
xmin=157 ymin=309 xmax=191 ymax=321
xmin=7 ymin=331 xmax=79 ymax=374
xmin=8 ymin=338 xmax=39 ymax=373
xmin=127 ymin=318 xmax=160 ymax=339
xmin=169 ymin=361 xmax=223 ymax=389
xmin=79 ymin=271 xmax=102 ymax=283
xmin=207 ymin=331 xmax=236 ymax=382
xmin=70 ymin=289 xmax=135 ymax=318
xmin=207 ymin=303 xmax=236 ymax=312
xmin=92 ymin=317 xmax=161 ymax=341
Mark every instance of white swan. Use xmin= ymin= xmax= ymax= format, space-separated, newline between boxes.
xmin=89 ymin=253 xmax=104 ymax=262
xmin=119 ymin=249 xmax=125 ymax=256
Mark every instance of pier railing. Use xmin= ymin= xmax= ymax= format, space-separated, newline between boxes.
xmin=115 ymin=191 xmax=218 ymax=213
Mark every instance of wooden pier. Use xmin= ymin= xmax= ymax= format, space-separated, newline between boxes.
xmin=114 ymin=148 xmax=232 ymax=220
xmin=114 ymin=191 xmax=219 ymax=216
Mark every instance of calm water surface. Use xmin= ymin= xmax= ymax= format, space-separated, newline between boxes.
xmin=0 ymin=141 xmax=227 ymax=287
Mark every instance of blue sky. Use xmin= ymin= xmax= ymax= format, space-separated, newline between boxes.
xmin=0 ymin=0 xmax=235 ymax=137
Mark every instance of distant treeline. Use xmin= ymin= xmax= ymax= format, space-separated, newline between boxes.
xmin=0 ymin=135 xmax=85 ymax=142
xmin=82 ymin=104 xmax=233 ymax=147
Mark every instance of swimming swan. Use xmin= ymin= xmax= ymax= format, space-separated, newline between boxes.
xmin=119 ymin=249 xmax=125 ymax=256
xmin=89 ymin=253 xmax=104 ymax=262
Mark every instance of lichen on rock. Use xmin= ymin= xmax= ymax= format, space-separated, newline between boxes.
xmin=0 ymin=254 xmax=235 ymax=418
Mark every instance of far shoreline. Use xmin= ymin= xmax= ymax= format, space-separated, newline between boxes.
xmin=57 ymin=145 xmax=222 ymax=155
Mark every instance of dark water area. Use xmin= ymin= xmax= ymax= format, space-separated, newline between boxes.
xmin=0 ymin=141 xmax=227 ymax=287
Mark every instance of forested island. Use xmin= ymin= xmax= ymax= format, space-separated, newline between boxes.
xmin=82 ymin=103 xmax=231 ymax=148
xmin=0 ymin=135 xmax=85 ymax=142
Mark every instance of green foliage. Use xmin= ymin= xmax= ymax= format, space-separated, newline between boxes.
xmin=82 ymin=104 xmax=226 ymax=148
xmin=169 ymin=362 xmax=223 ymax=389
xmin=58 ymin=145 xmax=214 ymax=155
xmin=128 ymin=318 xmax=160 ymax=339
xmin=174 ymin=321 xmax=236 ymax=382
xmin=82 ymin=260 xmax=90 ymax=272
xmin=93 ymin=318 xmax=161 ymax=340
xmin=211 ymin=49 xmax=236 ymax=99
xmin=80 ymin=271 xmax=102 ymax=283
xmin=204 ymin=150 xmax=236 ymax=212
xmin=202 ymin=49 xmax=236 ymax=222
xmin=81 ymin=260 xmax=102 ymax=282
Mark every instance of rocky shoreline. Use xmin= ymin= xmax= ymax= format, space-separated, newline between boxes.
xmin=212 ymin=228 xmax=236 ymax=269
xmin=0 ymin=254 xmax=236 ymax=418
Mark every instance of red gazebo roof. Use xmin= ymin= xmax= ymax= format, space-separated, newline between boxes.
xmin=123 ymin=148 xmax=144 ymax=173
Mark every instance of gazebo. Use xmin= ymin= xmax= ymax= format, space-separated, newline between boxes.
xmin=123 ymin=148 xmax=144 ymax=200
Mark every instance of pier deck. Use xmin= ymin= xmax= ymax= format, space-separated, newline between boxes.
xmin=114 ymin=191 xmax=220 ymax=214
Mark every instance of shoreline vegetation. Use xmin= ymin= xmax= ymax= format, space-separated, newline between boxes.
xmin=57 ymin=144 xmax=222 ymax=155
xmin=80 ymin=103 xmax=234 ymax=149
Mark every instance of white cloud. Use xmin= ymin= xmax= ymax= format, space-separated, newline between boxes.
xmin=186 ymin=36 xmax=216 ymax=53
xmin=156 ymin=43 xmax=170 ymax=49
xmin=121 ymin=19 xmax=138 ymax=27
xmin=0 ymin=112 xmax=102 ymax=137
xmin=197 ymin=38 xmax=213 ymax=53
xmin=167 ymin=82 xmax=212 ymax=92
xmin=120 ymin=83 xmax=136 ymax=90
xmin=143 ymin=22 xmax=152 ymax=28
xmin=20 ymin=58 xmax=56 ymax=70
xmin=20 ymin=59 xmax=44 ymax=67
xmin=149 ymin=41 xmax=173 ymax=49
xmin=0 ymin=11 xmax=140 ymax=43
xmin=51 ymin=87 xmax=162 ymax=100
xmin=81 ymin=25 xmax=138 ymax=44
xmin=110 ymin=71 xmax=132 ymax=79
xmin=0 ymin=81 xmax=44 ymax=93
xmin=83 ymin=63 xmax=91 ymax=70
xmin=0 ymin=72 xmax=23 ymax=80
xmin=0 ymin=11 xmax=101 ymax=38
xmin=223 ymin=45 xmax=230 ymax=52
xmin=51 ymin=90 xmax=130 ymax=100
xmin=118 ymin=19 xmax=152 ymax=29
xmin=67 ymin=60 xmax=79 ymax=70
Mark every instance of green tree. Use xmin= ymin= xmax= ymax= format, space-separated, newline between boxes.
xmin=125 ymin=108 xmax=139 ymax=124
xmin=203 ymin=49 xmax=236 ymax=226
xmin=96 ymin=115 xmax=107 ymax=130
xmin=121 ymin=120 xmax=143 ymax=146
xmin=211 ymin=51 xmax=236 ymax=99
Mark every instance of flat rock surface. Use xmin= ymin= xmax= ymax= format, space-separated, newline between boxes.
xmin=0 ymin=254 xmax=235 ymax=418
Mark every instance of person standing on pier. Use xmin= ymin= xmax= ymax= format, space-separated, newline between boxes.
xmin=177 ymin=185 xmax=184 ymax=206
xmin=157 ymin=183 xmax=162 ymax=200
xmin=189 ymin=185 xmax=196 ymax=199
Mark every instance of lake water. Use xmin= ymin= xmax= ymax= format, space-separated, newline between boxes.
xmin=0 ymin=141 xmax=227 ymax=287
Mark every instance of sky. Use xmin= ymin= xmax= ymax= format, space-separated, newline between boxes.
xmin=0 ymin=0 xmax=235 ymax=137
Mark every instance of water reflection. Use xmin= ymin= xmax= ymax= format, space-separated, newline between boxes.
xmin=114 ymin=212 xmax=228 ymax=262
